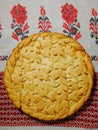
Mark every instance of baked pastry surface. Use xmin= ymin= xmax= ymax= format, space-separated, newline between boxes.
xmin=4 ymin=32 xmax=94 ymax=121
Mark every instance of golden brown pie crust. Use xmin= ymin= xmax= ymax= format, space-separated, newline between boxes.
xmin=4 ymin=32 xmax=94 ymax=121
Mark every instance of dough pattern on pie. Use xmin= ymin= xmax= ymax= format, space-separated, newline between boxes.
xmin=4 ymin=32 xmax=94 ymax=121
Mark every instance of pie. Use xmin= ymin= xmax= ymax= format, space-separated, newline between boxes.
xmin=4 ymin=32 xmax=94 ymax=121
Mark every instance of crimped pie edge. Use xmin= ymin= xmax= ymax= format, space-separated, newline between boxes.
xmin=4 ymin=32 xmax=94 ymax=121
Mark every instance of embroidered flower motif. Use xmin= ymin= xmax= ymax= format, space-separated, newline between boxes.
xmin=61 ymin=3 xmax=81 ymax=40
xmin=10 ymin=4 xmax=29 ymax=41
xmin=61 ymin=3 xmax=78 ymax=24
xmin=38 ymin=6 xmax=52 ymax=32
xmin=40 ymin=6 xmax=46 ymax=16
xmin=89 ymin=8 xmax=98 ymax=44
xmin=92 ymin=8 xmax=97 ymax=17
xmin=10 ymin=4 xmax=27 ymax=24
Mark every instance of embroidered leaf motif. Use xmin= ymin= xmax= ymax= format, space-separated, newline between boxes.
xmin=12 ymin=32 xmax=19 ymax=41
xmin=0 ymin=23 xmax=3 ymax=30
xmin=63 ymin=22 xmax=70 ymax=31
xmin=23 ymin=23 xmax=29 ymax=32
xmin=0 ymin=22 xmax=3 ymax=38
xmin=76 ymin=22 xmax=80 ymax=28
xmin=90 ymin=17 xmax=95 ymax=22
xmin=90 ymin=32 xmax=94 ymax=38
xmin=75 ymin=32 xmax=81 ymax=40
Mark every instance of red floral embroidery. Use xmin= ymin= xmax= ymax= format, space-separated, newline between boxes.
xmin=0 ymin=22 xmax=3 ymax=38
xmin=61 ymin=3 xmax=78 ymax=24
xmin=89 ymin=8 xmax=98 ymax=44
xmin=10 ymin=4 xmax=27 ymax=24
xmin=38 ymin=6 xmax=52 ymax=32
xmin=40 ymin=6 xmax=46 ymax=16
xmin=23 ymin=23 xmax=29 ymax=32
xmin=0 ymin=23 xmax=2 ymax=30
xmin=61 ymin=3 xmax=81 ymax=40
xmin=10 ymin=4 xmax=29 ymax=41
xmin=92 ymin=8 xmax=97 ymax=17
xmin=12 ymin=32 xmax=19 ymax=41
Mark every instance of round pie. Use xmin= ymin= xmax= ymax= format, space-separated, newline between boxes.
xmin=4 ymin=32 xmax=94 ymax=121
